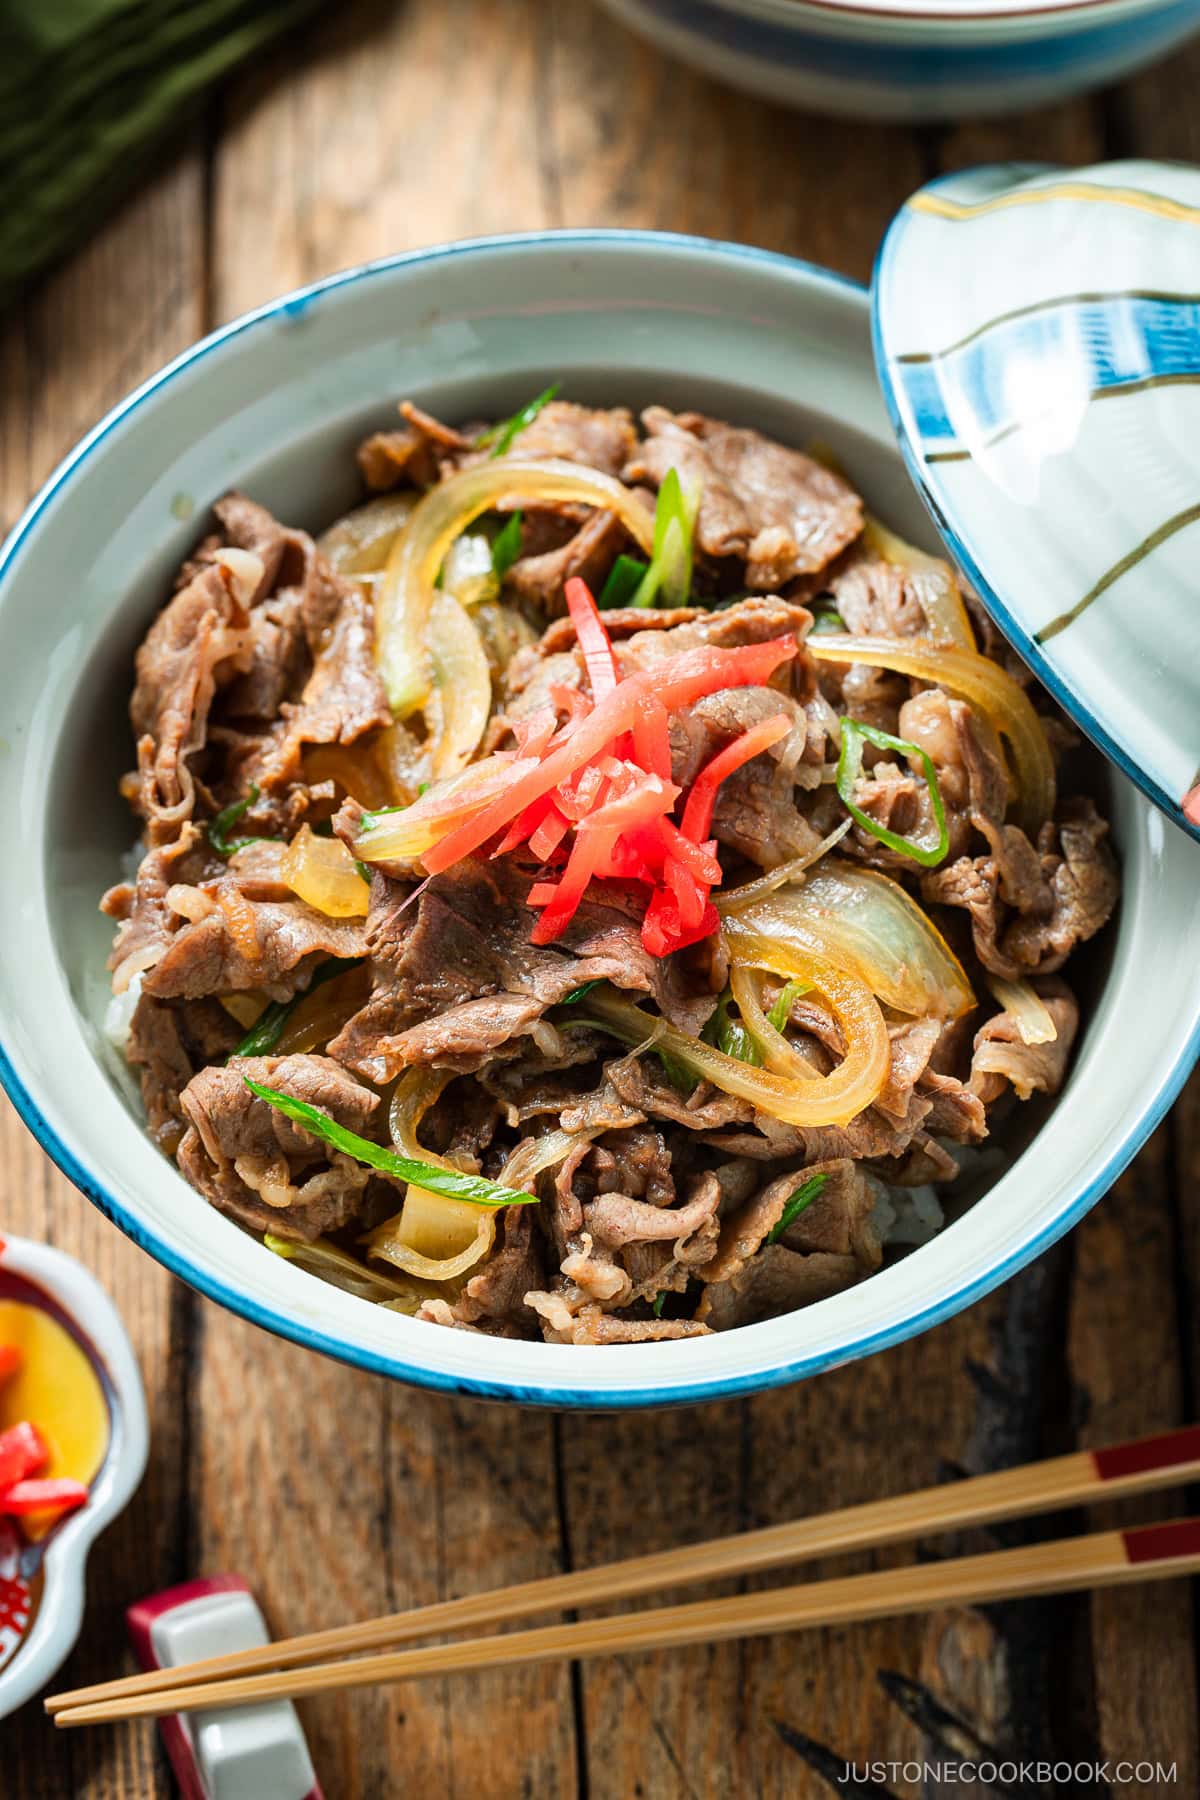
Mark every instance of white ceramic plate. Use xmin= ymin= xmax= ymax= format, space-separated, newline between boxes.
xmin=875 ymin=158 xmax=1200 ymax=844
xmin=0 ymin=232 xmax=1198 ymax=1409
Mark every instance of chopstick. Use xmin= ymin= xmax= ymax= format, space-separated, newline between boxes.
xmin=53 ymin=1516 xmax=1200 ymax=1727
xmin=47 ymin=1423 xmax=1200 ymax=1720
xmin=46 ymin=1423 xmax=1200 ymax=1721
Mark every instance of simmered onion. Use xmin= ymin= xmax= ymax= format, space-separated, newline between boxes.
xmin=280 ymin=825 xmax=370 ymax=918
xmin=317 ymin=492 xmax=418 ymax=576
xmin=808 ymin=633 xmax=1055 ymax=833
xmin=723 ymin=859 xmax=974 ymax=1021
xmin=370 ymin=1070 xmax=496 ymax=1278
xmin=374 ymin=457 xmax=656 ymax=717
xmin=582 ymin=976 xmax=890 ymax=1128
xmin=986 ymin=975 xmax=1058 ymax=1046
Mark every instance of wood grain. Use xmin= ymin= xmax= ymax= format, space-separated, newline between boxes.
xmin=2 ymin=0 xmax=1199 ymax=1794
xmin=0 ymin=145 xmax=209 ymax=1800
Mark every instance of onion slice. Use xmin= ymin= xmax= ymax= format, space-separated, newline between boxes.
xmin=425 ymin=590 xmax=493 ymax=779
xmin=986 ymin=975 xmax=1058 ymax=1046
xmin=582 ymin=976 xmax=890 ymax=1128
xmin=722 ymin=858 xmax=974 ymax=1020
xmin=369 ymin=1070 xmax=496 ymax=1278
xmin=808 ymin=634 xmax=1055 ymax=834
xmin=375 ymin=457 xmax=656 ymax=717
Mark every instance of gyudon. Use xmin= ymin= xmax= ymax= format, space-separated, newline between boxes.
xmin=101 ymin=392 xmax=1118 ymax=1342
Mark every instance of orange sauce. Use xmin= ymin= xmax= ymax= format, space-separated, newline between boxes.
xmin=0 ymin=1301 xmax=108 ymax=1540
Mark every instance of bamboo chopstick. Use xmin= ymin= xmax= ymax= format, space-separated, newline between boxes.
xmin=52 ymin=1517 xmax=1200 ymax=1728
xmin=45 ymin=1423 xmax=1200 ymax=1721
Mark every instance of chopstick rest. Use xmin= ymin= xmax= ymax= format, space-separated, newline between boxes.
xmin=125 ymin=1575 xmax=324 ymax=1799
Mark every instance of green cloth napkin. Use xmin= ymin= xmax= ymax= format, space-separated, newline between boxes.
xmin=0 ymin=0 xmax=324 ymax=312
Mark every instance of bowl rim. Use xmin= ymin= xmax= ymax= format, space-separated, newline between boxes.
xmin=0 ymin=1235 xmax=148 ymax=1715
xmin=704 ymin=0 xmax=1174 ymax=27
xmin=1 ymin=227 xmax=1197 ymax=1411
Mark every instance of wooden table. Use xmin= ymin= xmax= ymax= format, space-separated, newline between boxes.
xmin=3 ymin=5 xmax=1199 ymax=1794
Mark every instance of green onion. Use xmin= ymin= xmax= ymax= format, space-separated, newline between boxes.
xmin=230 ymin=958 xmax=360 ymax=1059
xmin=766 ymin=1172 xmax=829 ymax=1245
xmin=208 ymin=783 xmax=278 ymax=859
xmin=561 ymin=978 xmax=604 ymax=1005
xmin=808 ymin=598 xmax=848 ymax=635
xmin=478 ymin=383 xmax=561 ymax=459
xmin=767 ymin=979 xmax=808 ymax=1033
xmin=560 ymin=992 xmax=697 ymax=1097
xmin=353 ymin=860 xmax=373 ymax=885
xmin=491 ymin=510 xmax=524 ymax=579
xmin=244 ymin=1077 xmax=539 ymax=1208
xmin=632 ymin=466 xmax=701 ymax=608
xmin=701 ymin=988 xmax=763 ymax=1066
xmin=598 ymin=554 xmax=650 ymax=610
xmin=651 ymin=1292 xmax=666 ymax=1318
xmin=836 ymin=718 xmax=949 ymax=868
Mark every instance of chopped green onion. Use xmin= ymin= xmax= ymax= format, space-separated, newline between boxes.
xmin=208 ymin=783 xmax=277 ymax=859
xmin=836 ymin=718 xmax=949 ymax=868
xmin=560 ymin=993 xmax=697 ymax=1097
xmin=561 ymin=978 xmax=604 ymax=1005
xmin=632 ymin=466 xmax=701 ymax=608
xmin=491 ymin=510 xmax=524 ymax=579
xmin=230 ymin=958 xmax=360 ymax=1059
xmin=767 ymin=979 xmax=808 ymax=1033
xmin=598 ymin=554 xmax=650 ymax=610
xmin=766 ymin=1172 xmax=829 ymax=1244
xmin=478 ymin=383 xmax=561 ymax=459
xmin=701 ymin=988 xmax=763 ymax=1066
xmin=264 ymin=1233 xmax=419 ymax=1303
xmin=651 ymin=1291 xmax=666 ymax=1318
xmin=244 ymin=1078 xmax=539 ymax=1208
xmin=808 ymin=598 xmax=848 ymax=635
xmin=354 ymin=860 xmax=373 ymax=885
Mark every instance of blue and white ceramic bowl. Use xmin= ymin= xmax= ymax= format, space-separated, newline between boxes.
xmin=595 ymin=0 xmax=1200 ymax=122
xmin=0 ymin=232 xmax=1198 ymax=1409
xmin=875 ymin=158 xmax=1200 ymax=844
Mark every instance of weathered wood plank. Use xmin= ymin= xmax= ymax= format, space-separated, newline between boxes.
xmin=1067 ymin=1124 xmax=1199 ymax=1797
xmin=0 ymin=149 xmax=208 ymax=1799
xmin=197 ymin=6 xmax=577 ymax=1792
xmin=211 ymin=0 xmax=554 ymax=321
xmin=544 ymin=1 xmax=924 ymax=282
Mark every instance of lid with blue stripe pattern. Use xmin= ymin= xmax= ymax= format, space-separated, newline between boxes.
xmin=873 ymin=157 xmax=1200 ymax=845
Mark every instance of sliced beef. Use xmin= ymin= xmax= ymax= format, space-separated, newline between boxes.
xmin=357 ymin=401 xmax=475 ymax=490
xmin=126 ymin=992 xmax=241 ymax=1154
xmin=924 ymin=797 xmax=1117 ymax=978
xmin=505 ymin=508 xmax=628 ymax=615
xmin=327 ymin=858 xmax=710 ymax=1082
xmin=524 ymin=1294 xmax=710 ymax=1344
xmin=448 ymin=1206 xmax=545 ymax=1332
xmin=695 ymin=1247 xmax=863 ymax=1329
xmin=509 ymin=400 xmax=638 ymax=476
xmin=176 ymin=1053 xmax=379 ymax=1240
xmin=624 ymin=407 xmax=862 ymax=586
xmin=970 ymin=980 xmax=1079 ymax=1104
xmin=127 ymin=552 xmax=260 ymax=842
xmin=142 ymin=888 xmax=366 ymax=1002
xmin=103 ymin=823 xmax=217 ymax=993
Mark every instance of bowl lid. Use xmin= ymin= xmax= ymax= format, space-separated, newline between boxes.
xmin=872 ymin=157 xmax=1200 ymax=845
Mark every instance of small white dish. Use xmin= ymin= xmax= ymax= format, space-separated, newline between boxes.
xmin=0 ymin=1234 xmax=148 ymax=1717
xmin=874 ymin=157 xmax=1200 ymax=844
xmin=0 ymin=231 xmax=1197 ymax=1410
xmin=594 ymin=0 xmax=1200 ymax=123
